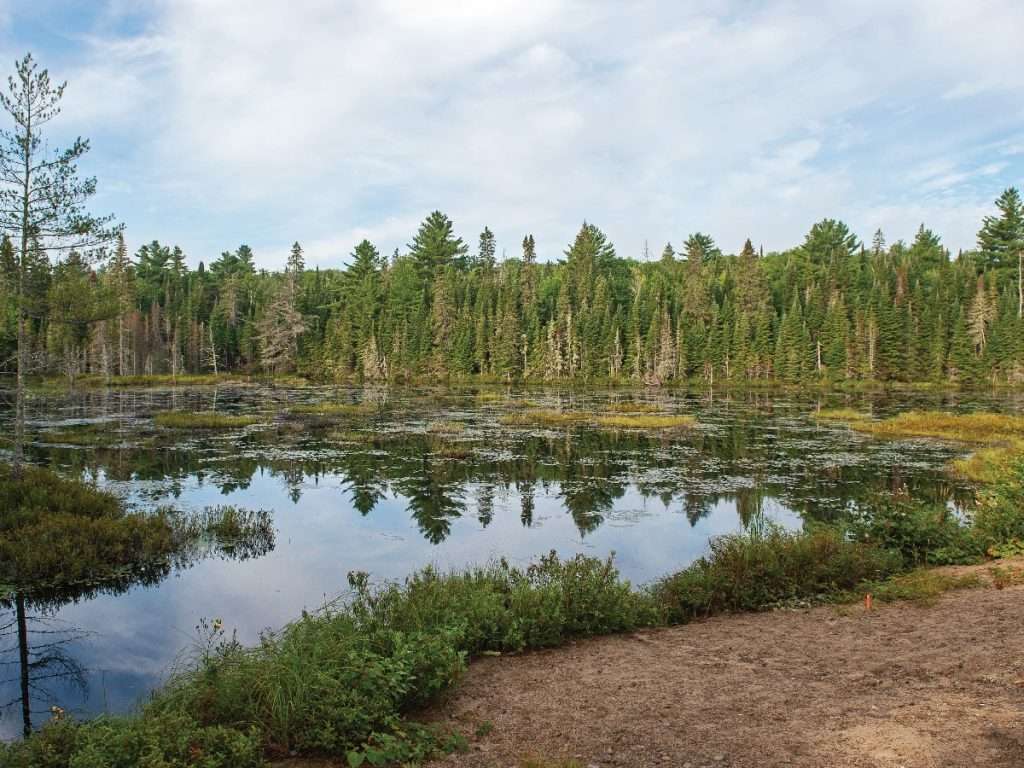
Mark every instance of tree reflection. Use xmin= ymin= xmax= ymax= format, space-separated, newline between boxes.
xmin=0 ymin=500 xmax=275 ymax=737
xmin=19 ymin=390 xmax=977 ymax=545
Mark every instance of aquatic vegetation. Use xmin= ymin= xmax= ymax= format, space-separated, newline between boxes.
xmin=38 ymin=422 xmax=121 ymax=446
xmin=595 ymin=414 xmax=695 ymax=430
xmin=474 ymin=392 xmax=507 ymax=403
xmin=850 ymin=410 xmax=1024 ymax=443
xmin=498 ymin=409 xmax=589 ymax=426
xmin=811 ymin=408 xmax=870 ymax=421
xmin=603 ymin=402 xmax=667 ymax=414
xmin=426 ymin=419 xmax=467 ymax=434
xmin=0 ymin=465 xmax=176 ymax=598
xmin=154 ymin=411 xmax=262 ymax=429
xmin=34 ymin=373 xmax=254 ymax=390
xmin=950 ymin=443 xmax=1024 ymax=483
xmin=836 ymin=410 xmax=1024 ymax=483
xmin=289 ymin=402 xmax=374 ymax=416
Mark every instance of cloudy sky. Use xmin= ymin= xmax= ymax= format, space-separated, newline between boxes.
xmin=6 ymin=0 xmax=1023 ymax=268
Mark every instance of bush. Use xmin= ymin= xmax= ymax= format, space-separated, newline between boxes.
xmin=0 ymin=712 xmax=262 ymax=768
xmin=971 ymin=457 xmax=1024 ymax=552
xmin=846 ymin=497 xmax=979 ymax=566
xmin=652 ymin=527 xmax=901 ymax=621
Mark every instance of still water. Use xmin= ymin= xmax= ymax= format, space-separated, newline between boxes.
xmin=0 ymin=385 xmax=1008 ymax=737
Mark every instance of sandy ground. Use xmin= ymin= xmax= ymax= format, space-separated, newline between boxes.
xmin=276 ymin=566 xmax=1024 ymax=768
xmin=424 ymin=580 xmax=1024 ymax=768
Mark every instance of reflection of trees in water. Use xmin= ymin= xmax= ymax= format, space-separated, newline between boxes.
xmin=392 ymin=456 xmax=466 ymax=545
xmin=0 ymin=512 xmax=275 ymax=738
xmin=3 ymin=595 xmax=90 ymax=737
xmin=23 ymin=409 xmax=974 ymax=544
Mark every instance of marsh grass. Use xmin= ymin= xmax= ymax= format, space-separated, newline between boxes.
xmin=426 ymin=420 xmax=467 ymax=434
xmin=950 ymin=442 xmax=1024 ymax=483
xmin=595 ymin=414 xmax=695 ymax=430
xmin=836 ymin=410 xmax=1024 ymax=483
xmin=474 ymin=392 xmax=507 ymax=403
xmin=288 ymin=402 xmax=375 ymax=417
xmin=603 ymin=402 xmax=667 ymax=414
xmin=812 ymin=408 xmax=870 ymax=421
xmin=851 ymin=410 xmax=1024 ymax=442
xmin=154 ymin=411 xmax=262 ymax=429
xmin=498 ymin=409 xmax=589 ymax=427
xmin=39 ymin=422 xmax=121 ymax=446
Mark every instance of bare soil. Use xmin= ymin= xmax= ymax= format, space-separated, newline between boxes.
xmin=425 ymin=577 xmax=1024 ymax=768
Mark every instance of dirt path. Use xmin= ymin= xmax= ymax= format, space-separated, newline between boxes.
xmin=425 ymin=580 xmax=1024 ymax=768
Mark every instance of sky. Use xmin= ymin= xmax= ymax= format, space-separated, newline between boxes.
xmin=4 ymin=0 xmax=1023 ymax=269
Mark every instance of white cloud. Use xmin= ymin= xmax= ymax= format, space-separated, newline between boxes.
xmin=18 ymin=0 xmax=1024 ymax=266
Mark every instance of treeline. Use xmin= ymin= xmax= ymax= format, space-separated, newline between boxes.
xmin=2 ymin=188 xmax=1023 ymax=386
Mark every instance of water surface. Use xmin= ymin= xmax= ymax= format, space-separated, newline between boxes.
xmin=1 ymin=385 xmax=1010 ymax=737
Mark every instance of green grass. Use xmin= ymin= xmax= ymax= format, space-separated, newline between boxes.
xmin=38 ymin=422 xmax=121 ymax=446
xmin=848 ymin=569 xmax=984 ymax=605
xmin=850 ymin=410 xmax=1024 ymax=442
xmin=812 ymin=407 xmax=871 ymax=421
xmin=288 ymin=402 xmax=375 ymax=417
xmin=827 ymin=410 xmax=1024 ymax=484
xmin=603 ymin=402 xmax=666 ymax=414
xmin=498 ymin=409 xmax=589 ymax=426
xmin=595 ymin=414 xmax=695 ymax=430
xmin=426 ymin=420 xmax=467 ymax=434
xmin=154 ymin=411 xmax=262 ymax=429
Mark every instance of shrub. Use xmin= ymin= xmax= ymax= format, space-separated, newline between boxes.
xmin=970 ymin=457 xmax=1024 ymax=551
xmin=652 ymin=527 xmax=901 ymax=621
xmin=846 ymin=497 xmax=979 ymax=566
xmin=0 ymin=712 xmax=262 ymax=768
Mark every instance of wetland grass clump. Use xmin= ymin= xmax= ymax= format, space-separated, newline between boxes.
xmin=154 ymin=411 xmax=262 ymax=429
xmin=812 ymin=408 xmax=870 ymax=422
xmin=0 ymin=465 xmax=177 ymax=598
xmin=39 ymin=422 xmax=121 ymax=446
xmin=426 ymin=419 xmax=467 ymax=435
xmin=595 ymin=414 xmax=695 ymax=430
xmin=498 ymin=408 xmax=590 ymax=427
xmin=289 ymin=402 xmax=375 ymax=417
xmin=603 ymin=402 xmax=667 ymax=414
xmin=850 ymin=410 xmax=1024 ymax=442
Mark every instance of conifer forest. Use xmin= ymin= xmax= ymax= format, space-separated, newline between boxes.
xmin=3 ymin=190 xmax=1023 ymax=387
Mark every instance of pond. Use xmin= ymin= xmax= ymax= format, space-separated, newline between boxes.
xmin=0 ymin=385 xmax=1013 ymax=738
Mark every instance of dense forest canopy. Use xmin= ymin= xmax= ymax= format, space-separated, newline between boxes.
xmin=1 ymin=187 xmax=1023 ymax=386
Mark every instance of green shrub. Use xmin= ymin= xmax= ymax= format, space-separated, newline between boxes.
xmin=846 ymin=497 xmax=979 ymax=565
xmin=971 ymin=458 xmax=1024 ymax=551
xmin=652 ymin=527 xmax=901 ymax=621
xmin=0 ymin=712 xmax=262 ymax=768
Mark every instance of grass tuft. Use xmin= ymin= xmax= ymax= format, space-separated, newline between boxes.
xmin=289 ymin=402 xmax=375 ymax=417
xmin=596 ymin=414 xmax=695 ymax=430
xmin=603 ymin=402 xmax=667 ymax=414
xmin=154 ymin=411 xmax=261 ymax=429
xmin=812 ymin=408 xmax=870 ymax=421
xmin=850 ymin=410 xmax=1024 ymax=443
